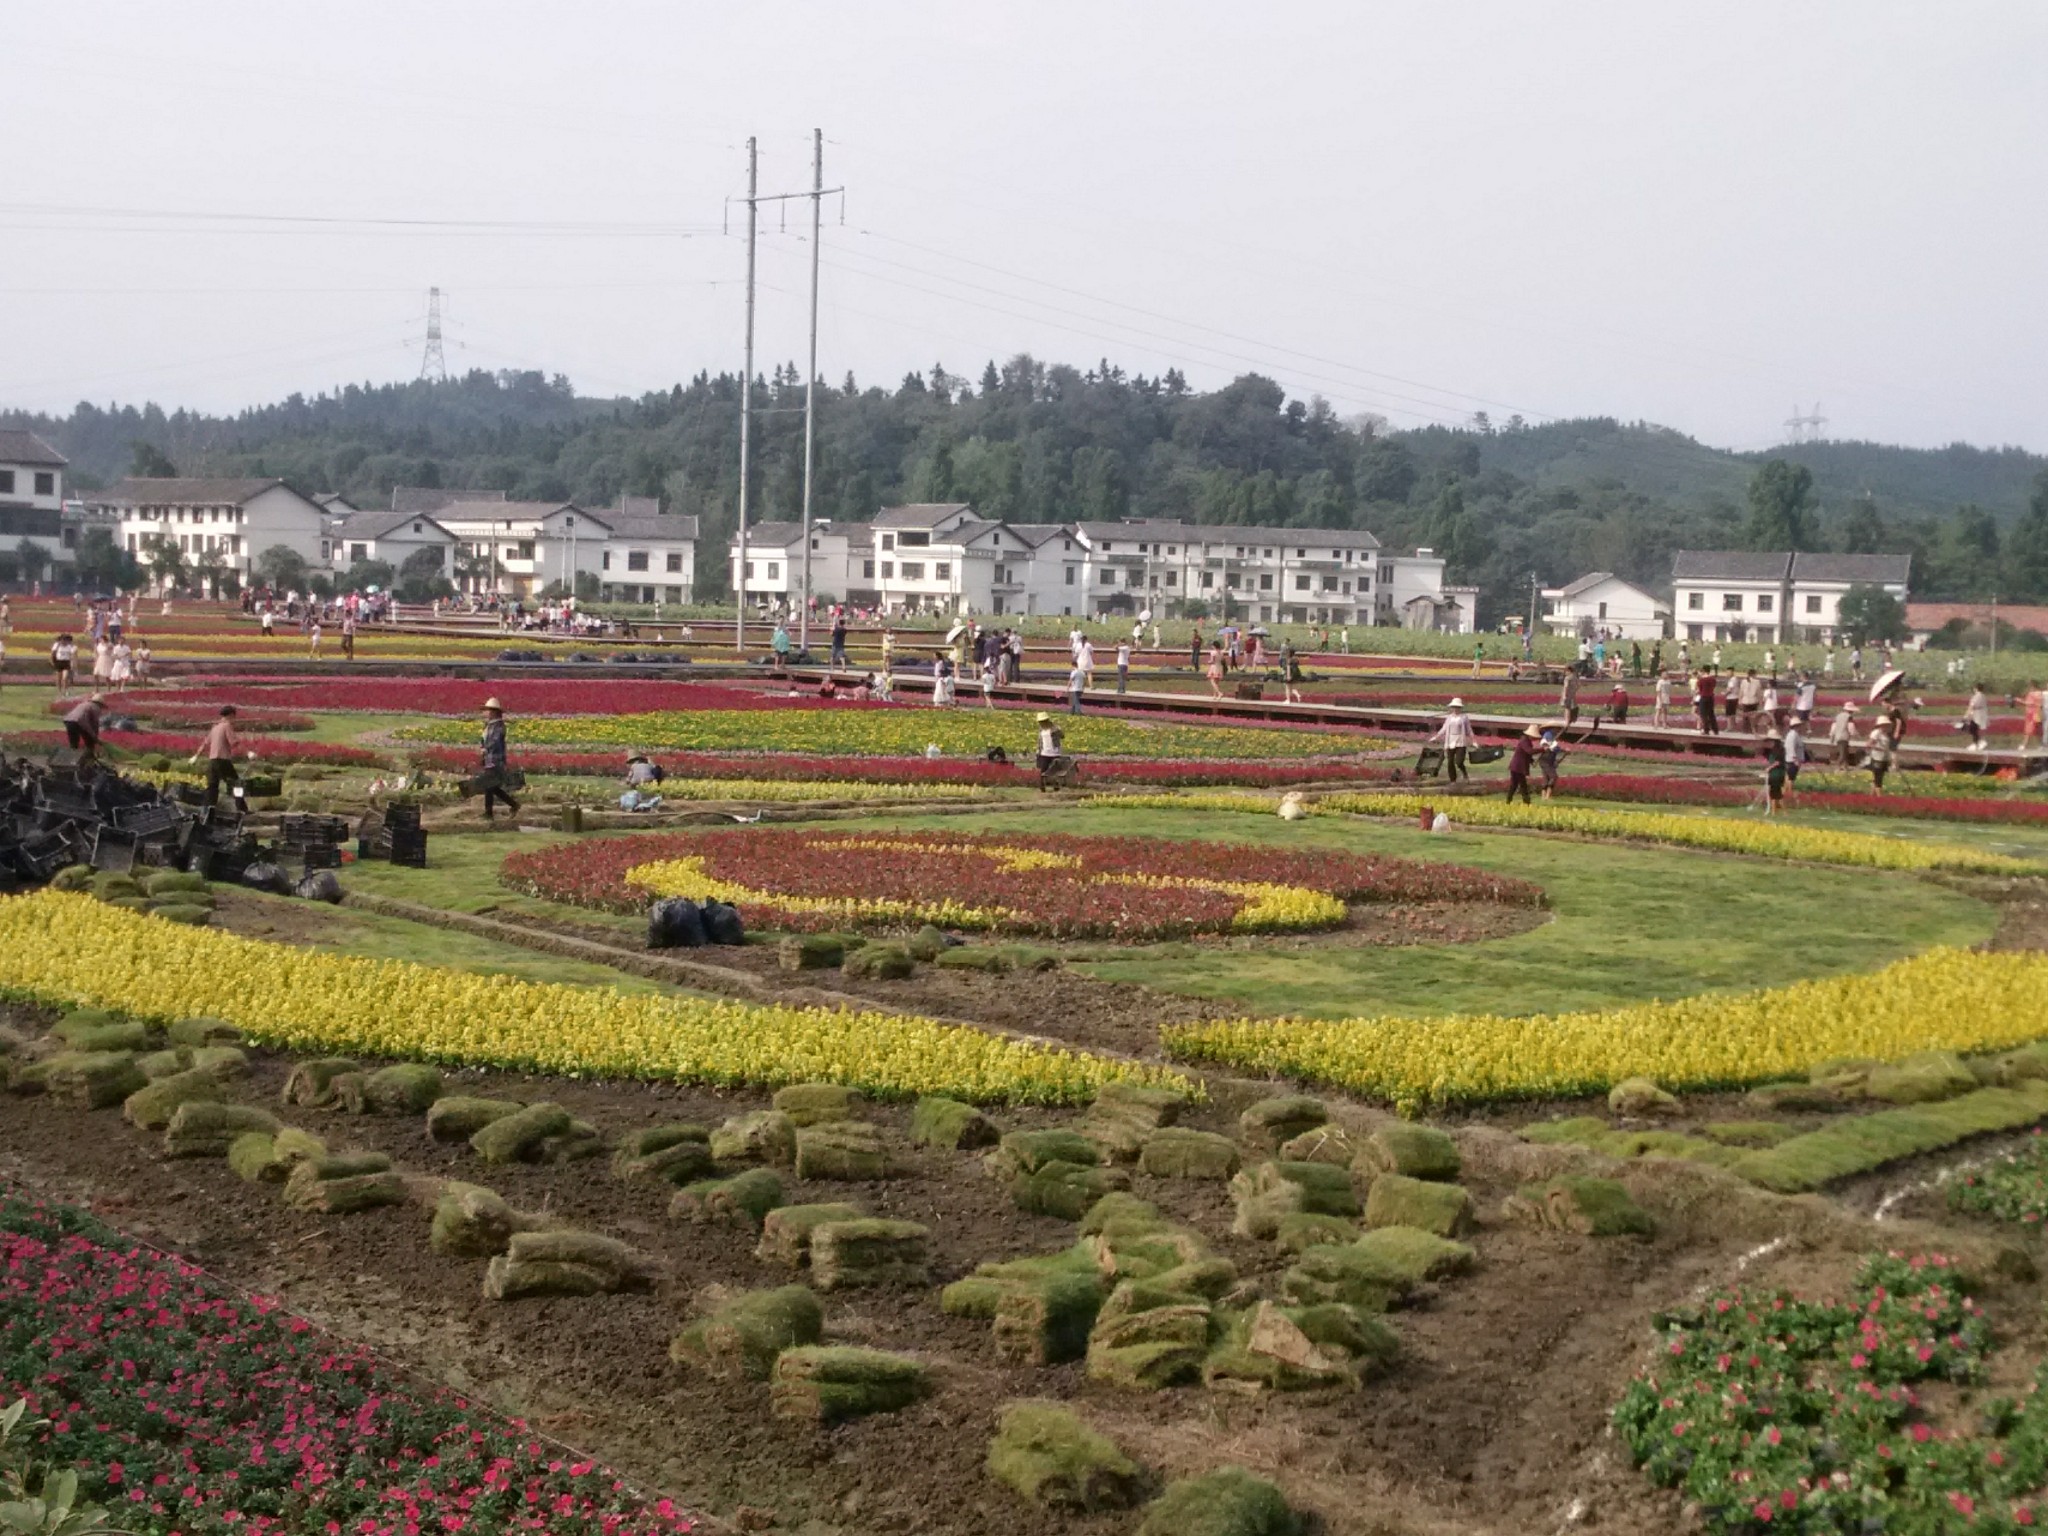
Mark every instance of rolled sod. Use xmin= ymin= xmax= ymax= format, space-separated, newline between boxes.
xmin=55 ymin=1017 xmax=150 ymax=1053
xmin=1279 ymin=1124 xmax=1360 ymax=1167
xmin=671 ymin=1167 xmax=784 ymax=1228
xmin=842 ymin=943 xmax=914 ymax=981
xmin=709 ymin=1109 xmax=798 ymax=1167
xmin=40 ymin=1051 xmax=149 ymax=1110
xmin=994 ymin=1128 xmax=1101 ymax=1177
xmin=777 ymin=934 xmax=845 ymax=972
xmin=163 ymin=1101 xmax=281 ymax=1158
xmin=1362 ymin=1173 xmax=1475 ymax=1238
xmin=426 ymin=1096 xmax=524 ymax=1143
xmin=1354 ymin=1123 xmax=1461 ymax=1182
xmin=809 ymin=1218 xmax=930 ymax=1292
xmin=1273 ymin=1213 xmax=1360 ymax=1254
xmin=770 ymin=1346 xmax=930 ymax=1424
xmin=671 ymin=1286 xmax=824 ymax=1381
xmin=986 ymin=1400 xmax=1141 ymax=1512
xmin=942 ymin=1248 xmax=1098 ymax=1319
xmin=360 ymin=1064 xmax=445 ymax=1114
xmin=431 ymin=1182 xmax=551 ymax=1257
xmin=1013 ymin=1161 xmax=1129 ymax=1220
xmin=282 ymin=1058 xmax=359 ymax=1108
xmin=991 ymin=1271 xmax=1105 ymax=1366
xmin=1137 ymin=1128 xmax=1241 ymax=1181
xmin=165 ymin=1016 xmax=241 ymax=1047
xmin=469 ymin=1102 xmax=573 ymax=1164
xmin=1238 ymin=1095 xmax=1327 ymax=1151
xmin=1137 ymin=1467 xmax=1299 ymax=1536
xmin=771 ymin=1081 xmax=864 ymax=1127
xmin=794 ymin=1121 xmax=891 ymax=1181
xmin=612 ymin=1138 xmax=714 ymax=1186
xmin=122 ymin=1068 xmax=229 ymax=1130
xmin=282 ymin=1168 xmax=407 ymax=1214
xmin=1508 ymin=1176 xmax=1655 ymax=1236
xmin=756 ymin=1202 xmax=864 ymax=1267
xmin=910 ymin=1095 xmax=999 ymax=1150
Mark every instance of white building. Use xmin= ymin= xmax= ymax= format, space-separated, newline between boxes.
xmin=1374 ymin=547 xmax=1475 ymax=632
xmin=737 ymin=504 xmax=1052 ymax=617
xmin=733 ymin=520 xmax=854 ymax=609
xmin=1672 ymin=551 xmax=1909 ymax=645
xmin=1074 ymin=521 xmax=1383 ymax=625
xmin=330 ymin=507 xmax=460 ymax=584
xmin=0 ymin=429 xmax=69 ymax=569
xmin=592 ymin=500 xmax=699 ymax=603
xmin=1005 ymin=524 xmax=1087 ymax=616
xmin=1542 ymin=572 xmax=1669 ymax=640
xmin=94 ymin=477 xmax=329 ymax=591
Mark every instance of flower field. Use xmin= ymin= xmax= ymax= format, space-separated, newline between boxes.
xmin=1556 ymin=773 xmax=2048 ymax=827
xmin=503 ymin=828 xmax=1541 ymax=939
xmin=400 ymin=708 xmax=1374 ymax=760
xmin=0 ymin=1191 xmax=696 ymax=1535
xmin=3 ymin=729 xmax=384 ymax=767
xmin=44 ymin=698 xmax=318 ymax=732
xmin=0 ymin=892 xmax=1185 ymax=1102
xmin=1161 ymin=946 xmax=2048 ymax=1108
xmin=136 ymin=678 xmax=845 ymax=717
xmin=1611 ymin=1253 xmax=2043 ymax=1534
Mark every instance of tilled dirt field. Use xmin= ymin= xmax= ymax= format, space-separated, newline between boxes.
xmin=0 ymin=1006 xmax=1944 ymax=1536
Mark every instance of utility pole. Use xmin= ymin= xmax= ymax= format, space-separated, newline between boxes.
xmin=1526 ymin=572 xmax=1540 ymax=644
xmin=735 ymin=138 xmax=757 ymax=653
xmin=798 ymin=128 xmax=823 ymax=657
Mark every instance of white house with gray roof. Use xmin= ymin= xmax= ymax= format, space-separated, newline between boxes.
xmin=0 ymin=429 xmax=70 ymax=568
xmin=1073 ymin=520 xmax=1385 ymax=625
xmin=1542 ymin=572 xmax=1669 ymax=640
xmin=91 ymin=476 xmax=328 ymax=591
xmin=1673 ymin=550 xmax=1911 ymax=645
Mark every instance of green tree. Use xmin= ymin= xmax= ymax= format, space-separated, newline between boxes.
xmin=12 ymin=538 xmax=50 ymax=586
xmin=255 ymin=544 xmax=310 ymax=591
xmin=1836 ymin=583 xmax=1907 ymax=643
xmin=1837 ymin=496 xmax=1885 ymax=554
xmin=144 ymin=537 xmax=186 ymax=593
xmin=127 ymin=441 xmax=176 ymax=478
xmin=339 ymin=558 xmax=396 ymax=593
xmin=395 ymin=546 xmax=455 ymax=602
xmin=2005 ymin=471 xmax=2048 ymax=601
xmin=72 ymin=528 xmax=141 ymax=593
xmin=1743 ymin=459 xmax=1817 ymax=550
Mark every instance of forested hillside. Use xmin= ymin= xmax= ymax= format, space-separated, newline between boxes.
xmin=7 ymin=359 xmax=2045 ymax=613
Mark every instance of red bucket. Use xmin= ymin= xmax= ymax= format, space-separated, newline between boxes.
xmin=1418 ymin=805 xmax=1434 ymax=830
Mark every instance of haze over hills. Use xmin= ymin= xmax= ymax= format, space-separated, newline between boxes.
xmin=6 ymin=363 xmax=2044 ymax=615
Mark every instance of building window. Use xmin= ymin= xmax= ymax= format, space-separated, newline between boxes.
xmin=1756 ymin=594 xmax=1774 ymax=612
xmin=34 ymin=473 xmax=54 ymax=496
xmin=767 ymin=561 xmax=780 ymax=579
xmin=1258 ymin=574 xmax=1273 ymax=591
xmin=516 ymin=541 xmax=535 ymax=560
xmin=602 ymin=551 xmax=612 ymax=570
xmin=1379 ymin=564 xmax=1393 ymax=583
xmin=1100 ymin=542 xmax=1113 ymax=552
xmin=413 ymin=522 xmax=423 ymax=534
xmin=1164 ymin=572 xmax=1177 ymax=587
xmin=863 ymin=560 xmax=876 ymax=579
xmin=349 ymin=543 xmax=368 ymax=563
xmin=935 ymin=562 xmax=951 ymax=580
xmin=881 ymin=561 xmax=894 ymax=578
xmin=898 ymin=530 xmax=929 ymax=548
xmin=1100 ymin=569 xmax=1115 ymax=584
xmin=627 ymin=551 xmax=649 ymax=572
xmin=1806 ymin=594 xmax=1822 ymax=614
xmin=1321 ymin=576 xmax=1339 ymax=592
xmin=1687 ymin=591 xmax=1704 ymax=610
xmin=1295 ymin=575 xmax=1311 ymax=592
xmin=881 ymin=534 xmax=895 ymax=550
xmin=744 ymin=562 xmax=754 ymax=580
xmin=1722 ymin=593 xmax=1743 ymax=611
xmin=666 ymin=552 xmax=683 ymax=572
xmin=900 ymin=561 xmax=923 ymax=579
xmin=1167 ymin=546 xmax=1177 ymax=556
xmin=1295 ymin=548 xmax=1306 ymax=558
xmin=1200 ymin=572 xmax=1213 ymax=590
xmin=1064 ymin=567 xmax=1076 ymax=585
xmin=319 ymin=541 xmax=331 ymax=561
xmin=0 ymin=472 xmax=12 ymax=493
xmin=1127 ymin=569 xmax=1142 ymax=587
xmin=1597 ymin=601 xmax=1608 ymax=619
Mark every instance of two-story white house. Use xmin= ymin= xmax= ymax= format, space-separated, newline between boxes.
xmin=1074 ymin=521 xmax=1384 ymax=626
xmin=1671 ymin=551 xmax=1796 ymax=644
xmin=1004 ymin=524 xmax=1086 ymax=616
xmin=0 ymin=429 xmax=70 ymax=571
xmin=330 ymin=507 xmax=461 ymax=584
xmin=1786 ymin=553 xmax=1912 ymax=642
xmin=94 ymin=477 xmax=329 ymax=592
xmin=1542 ymin=572 xmax=1670 ymax=640
xmin=593 ymin=500 xmax=700 ymax=604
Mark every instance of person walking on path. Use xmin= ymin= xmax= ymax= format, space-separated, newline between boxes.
xmin=1794 ymin=673 xmax=1817 ymax=724
xmin=1034 ymin=712 xmax=1064 ymax=789
xmin=1281 ymin=639 xmax=1303 ymax=704
xmin=771 ymin=622 xmax=792 ymax=674
xmin=62 ymin=693 xmax=106 ymax=763
xmin=1505 ymin=723 xmax=1539 ymax=804
xmin=1078 ymin=636 xmax=1096 ymax=689
xmin=308 ymin=619 xmax=323 ymax=658
xmin=340 ymin=612 xmax=357 ymax=661
xmin=1827 ymin=703 xmax=1859 ymax=764
xmin=830 ymin=616 xmax=848 ymax=669
xmin=1190 ymin=628 xmax=1203 ymax=671
xmin=1560 ymin=668 xmax=1581 ymax=728
xmin=1472 ymin=639 xmax=1485 ymax=679
xmin=931 ymin=652 xmax=955 ymax=708
xmin=191 ymin=705 xmax=245 ymax=807
xmin=1963 ymin=684 xmax=1991 ymax=749
xmin=1781 ymin=717 xmax=1808 ymax=796
xmin=1538 ymin=727 xmax=1566 ymax=799
xmin=1429 ymin=697 xmax=1475 ymax=782
xmin=478 ymin=698 xmax=520 ymax=824
xmin=1761 ymin=736 xmax=1788 ymax=816
xmin=1652 ymin=671 xmax=1673 ymax=728
xmin=1695 ymin=668 xmax=1720 ymax=734
xmin=2025 ymin=681 xmax=2044 ymax=753
xmin=1115 ymin=639 xmax=1131 ymax=695
xmin=1067 ymin=658 xmax=1086 ymax=715
xmin=1205 ymin=642 xmax=1225 ymax=699
xmin=1850 ymin=645 xmax=1864 ymax=683
xmin=1630 ymin=640 xmax=1644 ymax=678
xmin=49 ymin=634 xmax=75 ymax=695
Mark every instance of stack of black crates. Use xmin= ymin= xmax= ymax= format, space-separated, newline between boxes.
xmin=357 ymin=800 xmax=427 ymax=868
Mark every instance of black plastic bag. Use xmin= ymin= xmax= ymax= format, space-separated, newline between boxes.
xmin=648 ymin=896 xmax=707 ymax=949
xmin=240 ymin=861 xmax=291 ymax=895
xmin=700 ymin=900 xmax=745 ymax=946
xmin=295 ymin=870 xmax=344 ymax=903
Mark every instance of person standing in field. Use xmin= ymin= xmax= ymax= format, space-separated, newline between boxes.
xmin=1538 ymin=727 xmax=1566 ymax=799
xmin=1190 ymin=628 xmax=1203 ymax=670
xmin=191 ymin=705 xmax=245 ymax=807
xmin=1472 ymin=638 xmax=1485 ymax=679
xmin=1828 ymin=702 xmax=1859 ymax=764
xmin=1281 ymin=639 xmax=1303 ymax=703
xmin=1115 ymin=638 xmax=1131 ymax=695
xmin=1559 ymin=668 xmax=1581 ymax=728
xmin=830 ymin=614 xmax=848 ymax=669
xmin=50 ymin=633 xmax=75 ymax=695
xmin=2024 ymin=681 xmax=2044 ymax=753
xmin=308 ymin=619 xmax=323 ymax=658
xmin=1078 ymin=635 xmax=1096 ymax=689
xmin=1429 ymin=697 xmax=1474 ymax=782
xmin=1865 ymin=717 xmax=1895 ymax=791
xmin=1205 ymin=642 xmax=1225 ymax=699
xmin=1506 ymin=724 xmax=1539 ymax=804
xmin=1963 ymin=684 xmax=1991 ymax=749
xmin=1780 ymin=717 xmax=1808 ymax=798
xmin=1607 ymin=677 xmax=1629 ymax=724
xmin=1761 ymin=736 xmax=1787 ymax=816
xmin=1695 ymin=668 xmax=1719 ymax=734
xmin=1067 ymin=657 xmax=1086 ymax=715
xmin=340 ymin=612 xmax=357 ymax=661
xmin=477 ymin=697 xmax=520 ymax=823
xmin=1652 ymin=671 xmax=1673 ymax=728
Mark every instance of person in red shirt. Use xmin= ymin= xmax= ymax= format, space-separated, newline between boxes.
xmin=191 ymin=705 xmax=244 ymax=807
xmin=1694 ymin=669 xmax=1719 ymax=735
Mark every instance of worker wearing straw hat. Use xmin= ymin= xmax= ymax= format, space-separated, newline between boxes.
xmin=478 ymin=697 xmax=521 ymax=825
xmin=1429 ymin=697 xmax=1475 ymax=782
xmin=1034 ymin=712 xmax=1063 ymax=782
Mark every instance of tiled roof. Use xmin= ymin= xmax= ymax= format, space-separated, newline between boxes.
xmin=737 ymin=521 xmax=805 ymax=548
xmin=872 ymin=503 xmax=972 ymax=527
xmin=390 ymin=485 xmax=498 ymax=514
xmin=0 ymin=430 xmax=67 ymax=467
xmin=1556 ymin=570 xmax=1615 ymax=598
xmin=603 ymin=512 xmax=699 ymax=542
xmin=1790 ymin=552 xmax=1912 ymax=586
xmin=332 ymin=508 xmax=457 ymax=541
xmin=95 ymin=477 xmax=284 ymax=506
xmin=1671 ymin=550 xmax=1794 ymax=582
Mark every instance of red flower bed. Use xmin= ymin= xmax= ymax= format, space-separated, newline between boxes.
xmin=418 ymin=745 xmax=1399 ymax=789
xmin=0 ymin=1190 xmax=693 ymax=1534
xmin=4 ymin=729 xmax=382 ymax=766
xmin=138 ymin=678 xmax=873 ymax=717
xmin=504 ymin=828 xmax=1542 ymax=939
xmin=1553 ymin=772 xmax=2048 ymax=824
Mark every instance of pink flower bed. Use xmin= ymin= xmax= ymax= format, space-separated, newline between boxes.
xmin=0 ymin=1191 xmax=693 ymax=1535
xmin=5 ymin=730 xmax=382 ymax=767
xmin=131 ymin=678 xmax=861 ymax=717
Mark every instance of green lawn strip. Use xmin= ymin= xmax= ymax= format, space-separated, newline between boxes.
xmin=868 ymin=805 xmax=1997 ymax=1020
xmin=229 ymin=884 xmax=671 ymax=994
xmin=1728 ymin=1083 xmax=2048 ymax=1193
xmin=342 ymin=831 xmax=645 ymax=937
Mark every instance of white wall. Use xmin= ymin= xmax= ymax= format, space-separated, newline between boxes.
xmin=0 ymin=460 xmax=62 ymax=511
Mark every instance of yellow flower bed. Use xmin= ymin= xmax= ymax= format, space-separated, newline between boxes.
xmin=626 ymin=855 xmax=1008 ymax=929
xmin=1088 ymin=789 xmax=2032 ymax=875
xmin=0 ymin=891 xmax=1187 ymax=1104
xmin=1164 ymin=947 xmax=2048 ymax=1109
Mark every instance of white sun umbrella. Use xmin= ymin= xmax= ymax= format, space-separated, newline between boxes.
xmin=944 ymin=621 xmax=969 ymax=644
xmin=1868 ymin=668 xmax=1906 ymax=704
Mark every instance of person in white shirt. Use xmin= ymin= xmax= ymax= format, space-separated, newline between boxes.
xmin=1652 ymin=673 xmax=1673 ymax=727
xmin=1115 ymin=640 xmax=1131 ymax=694
xmin=1781 ymin=720 xmax=1808 ymax=794
xmin=1828 ymin=704 xmax=1859 ymax=764
xmin=1429 ymin=698 xmax=1476 ymax=782
xmin=1078 ymin=638 xmax=1096 ymax=688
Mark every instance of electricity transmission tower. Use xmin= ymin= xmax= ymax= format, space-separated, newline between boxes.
xmin=1783 ymin=402 xmax=1827 ymax=443
xmin=419 ymin=287 xmax=448 ymax=382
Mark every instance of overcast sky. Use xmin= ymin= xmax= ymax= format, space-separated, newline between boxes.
xmin=3 ymin=1 xmax=2042 ymax=451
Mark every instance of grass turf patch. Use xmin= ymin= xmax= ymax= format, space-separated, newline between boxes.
xmin=1731 ymin=1083 xmax=2048 ymax=1192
